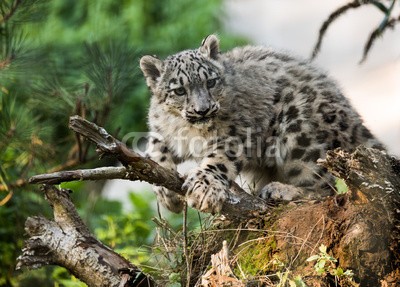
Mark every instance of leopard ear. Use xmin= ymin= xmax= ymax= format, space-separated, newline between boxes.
xmin=199 ymin=34 xmax=220 ymax=60
xmin=140 ymin=55 xmax=164 ymax=83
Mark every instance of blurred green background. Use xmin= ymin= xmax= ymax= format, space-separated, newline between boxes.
xmin=0 ymin=0 xmax=246 ymax=286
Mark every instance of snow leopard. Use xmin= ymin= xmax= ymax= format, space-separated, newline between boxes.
xmin=139 ymin=34 xmax=383 ymax=214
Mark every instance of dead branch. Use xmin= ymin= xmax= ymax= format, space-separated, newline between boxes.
xmin=0 ymin=157 xmax=96 ymax=192
xmin=311 ymin=0 xmax=362 ymax=60
xmin=29 ymin=115 xmax=271 ymax=219
xmin=29 ymin=166 xmax=128 ymax=185
xmin=311 ymin=0 xmax=400 ymax=63
xmin=16 ymin=184 xmax=156 ymax=287
xmin=69 ymin=115 xmax=186 ymax=193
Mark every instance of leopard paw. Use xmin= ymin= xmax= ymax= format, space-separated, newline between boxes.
xmin=183 ymin=168 xmax=229 ymax=213
xmin=153 ymin=186 xmax=184 ymax=213
xmin=260 ymin=181 xmax=303 ymax=201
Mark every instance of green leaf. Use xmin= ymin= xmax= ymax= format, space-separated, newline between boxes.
xmin=168 ymin=272 xmax=181 ymax=283
xmin=317 ymin=259 xmax=326 ymax=270
xmin=306 ymin=255 xmax=320 ymax=262
xmin=293 ymin=276 xmax=308 ymax=287
xmin=334 ymin=267 xmax=344 ymax=276
xmin=335 ymin=178 xmax=349 ymax=194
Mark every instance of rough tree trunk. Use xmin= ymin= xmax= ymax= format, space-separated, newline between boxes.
xmin=264 ymin=147 xmax=399 ymax=286
xmin=16 ymin=184 xmax=156 ymax=287
xmin=322 ymin=148 xmax=399 ymax=285
xmin=18 ymin=116 xmax=399 ymax=286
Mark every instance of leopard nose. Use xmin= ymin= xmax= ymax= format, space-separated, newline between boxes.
xmin=194 ymin=108 xmax=210 ymax=116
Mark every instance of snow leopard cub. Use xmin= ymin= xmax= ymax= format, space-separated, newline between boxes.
xmin=139 ymin=34 xmax=383 ymax=213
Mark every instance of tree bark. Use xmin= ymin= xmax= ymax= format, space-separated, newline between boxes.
xmin=321 ymin=147 xmax=399 ymax=285
xmin=16 ymin=184 xmax=156 ymax=287
xmin=265 ymin=147 xmax=399 ymax=286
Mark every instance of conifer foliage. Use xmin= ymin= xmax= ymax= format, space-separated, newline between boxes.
xmin=0 ymin=0 xmax=234 ymax=285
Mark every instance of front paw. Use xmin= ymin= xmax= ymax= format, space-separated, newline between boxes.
xmin=153 ymin=186 xmax=184 ymax=213
xmin=183 ymin=168 xmax=229 ymax=213
xmin=260 ymin=182 xmax=303 ymax=201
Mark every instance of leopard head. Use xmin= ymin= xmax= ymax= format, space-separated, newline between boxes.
xmin=140 ymin=35 xmax=224 ymax=125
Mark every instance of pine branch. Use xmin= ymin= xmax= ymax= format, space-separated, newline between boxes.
xmin=0 ymin=0 xmax=21 ymax=25
xmin=83 ymin=42 xmax=138 ymax=126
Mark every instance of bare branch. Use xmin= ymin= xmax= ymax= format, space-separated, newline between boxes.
xmin=311 ymin=0 xmax=362 ymax=60
xmin=360 ymin=14 xmax=400 ymax=63
xmin=29 ymin=166 xmax=128 ymax=185
xmin=312 ymin=0 xmax=400 ymax=63
xmin=0 ymin=157 xmax=96 ymax=192
xmin=30 ymin=115 xmax=271 ymax=218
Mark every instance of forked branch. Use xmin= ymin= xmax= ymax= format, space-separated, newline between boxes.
xmin=30 ymin=115 xmax=271 ymax=218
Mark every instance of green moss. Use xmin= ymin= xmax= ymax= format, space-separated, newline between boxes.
xmin=234 ymin=236 xmax=282 ymax=278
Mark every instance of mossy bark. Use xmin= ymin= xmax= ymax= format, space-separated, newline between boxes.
xmin=228 ymin=147 xmax=399 ymax=286
xmin=195 ymin=147 xmax=399 ymax=286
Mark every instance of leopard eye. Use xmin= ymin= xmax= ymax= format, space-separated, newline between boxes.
xmin=174 ymin=87 xmax=186 ymax=96
xmin=206 ymin=78 xmax=217 ymax=89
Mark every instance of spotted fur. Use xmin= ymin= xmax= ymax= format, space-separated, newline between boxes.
xmin=140 ymin=35 xmax=384 ymax=213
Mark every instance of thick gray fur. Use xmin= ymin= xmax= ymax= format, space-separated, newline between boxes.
xmin=140 ymin=35 xmax=383 ymax=213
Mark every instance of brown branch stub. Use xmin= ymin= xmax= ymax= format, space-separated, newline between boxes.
xmin=68 ymin=115 xmax=184 ymax=194
xmin=17 ymin=185 xmax=156 ymax=287
xmin=41 ymin=184 xmax=91 ymax=233
xmin=199 ymin=240 xmax=244 ymax=287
